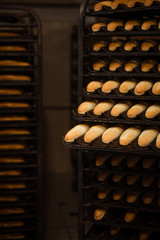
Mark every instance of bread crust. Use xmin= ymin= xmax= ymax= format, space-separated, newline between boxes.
xmin=107 ymin=21 xmax=123 ymax=31
xmin=84 ymin=125 xmax=106 ymax=143
xmin=138 ymin=129 xmax=159 ymax=147
xmin=102 ymin=80 xmax=120 ymax=93
xmin=119 ymin=127 xmax=141 ymax=146
xmin=111 ymin=102 xmax=130 ymax=116
xmin=78 ymin=101 xmax=97 ymax=114
xmin=134 ymin=81 xmax=153 ymax=95
xmin=127 ymin=104 xmax=147 ymax=118
xmin=119 ymin=79 xmax=137 ymax=93
xmin=152 ymin=81 xmax=160 ymax=95
xmin=102 ymin=126 xmax=124 ymax=143
xmin=91 ymin=23 xmax=106 ymax=32
xmin=87 ymin=81 xmax=103 ymax=93
xmin=0 ymin=75 xmax=31 ymax=81
xmin=145 ymin=105 xmax=160 ymax=119
xmin=93 ymin=101 xmax=114 ymax=115
xmin=64 ymin=124 xmax=89 ymax=143
xmin=0 ymin=60 xmax=30 ymax=66
xmin=125 ymin=20 xmax=140 ymax=31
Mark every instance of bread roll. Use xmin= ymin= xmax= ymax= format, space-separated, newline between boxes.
xmin=0 ymin=129 xmax=30 ymax=135
xmin=0 ymin=234 xmax=25 ymax=239
xmin=87 ymin=81 xmax=103 ymax=93
xmin=109 ymin=60 xmax=122 ymax=71
xmin=144 ymin=0 xmax=154 ymax=6
xmin=124 ymin=41 xmax=138 ymax=51
xmin=127 ymin=104 xmax=147 ymax=118
xmin=156 ymin=133 xmax=160 ymax=149
xmin=78 ymin=101 xmax=97 ymax=114
xmin=102 ymin=80 xmax=120 ymax=93
xmin=93 ymin=41 xmax=106 ymax=51
xmin=145 ymin=105 xmax=160 ymax=119
xmin=127 ymin=0 xmax=145 ymax=7
xmin=0 ymin=208 xmax=25 ymax=215
xmin=95 ymin=154 xmax=108 ymax=166
xmin=141 ymin=19 xmax=156 ymax=30
xmin=126 ymin=192 xmax=139 ymax=203
xmin=142 ymin=193 xmax=154 ymax=204
xmin=0 ymin=46 xmax=26 ymax=51
xmin=108 ymin=41 xmax=122 ymax=51
xmin=139 ymin=231 xmax=151 ymax=240
xmin=93 ymin=60 xmax=105 ymax=71
xmin=134 ymin=81 xmax=153 ymax=95
xmin=107 ymin=21 xmax=123 ymax=32
xmin=0 ymin=102 xmax=30 ymax=108
xmin=0 ymin=89 xmax=22 ymax=95
xmin=0 ymin=143 xmax=25 ymax=150
xmin=111 ymin=0 xmax=129 ymax=9
xmin=64 ymin=124 xmax=89 ymax=143
xmin=0 ymin=183 xmax=26 ymax=189
xmin=93 ymin=101 xmax=114 ymax=115
xmin=97 ymin=172 xmax=110 ymax=181
xmin=141 ymin=60 xmax=154 ymax=72
xmin=0 ymin=60 xmax=30 ymax=66
xmin=98 ymin=189 xmax=111 ymax=199
xmin=112 ymin=173 xmax=124 ymax=182
xmin=94 ymin=1 xmax=112 ymax=11
xmin=142 ymin=157 xmax=156 ymax=169
xmin=125 ymin=20 xmax=140 ymax=31
xmin=0 ymin=116 xmax=29 ymax=122
xmin=124 ymin=211 xmax=136 ymax=222
xmin=84 ymin=125 xmax=106 ymax=143
xmin=119 ymin=127 xmax=141 ymax=146
xmin=110 ymin=226 xmax=120 ymax=236
xmin=127 ymin=175 xmax=139 ymax=185
xmin=0 ymin=221 xmax=23 ymax=227
xmin=0 ymin=75 xmax=31 ymax=81
xmin=102 ymin=126 xmax=124 ymax=144
xmin=0 ymin=170 xmax=21 ymax=176
xmin=94 ymin=208 xmax=107 ymax=220
xmin=0 ymin=157 xmax=24 ymax=163
xmin=113 ymin=190 xmax=124 ymax=200
xmin=141 ymin=40 xmax=155 ymax=51
xmin=127 ymin=156 xmax=140 ymax=168
xmin=152 ymin=81 xmax=160 ymax=95
xmin=119 ymin=79 xmax=137 ymax=93
xmin=124 ymin=60 xmax=138 ymax=72
xmin=142 ymin=176 xmax=155 ymax=187
xmin=111 ymin=155 xmax=126 ymax=166
xmin=138 ymin=129 xmax=159 ymax=147
xmin=111 ymin=102 xmax=130 ymax=116
xmin=0 ymin=32 xmax=20 ymax=37
xmin=91 ymin=23 xmax=106 ymax=32
xmin=0 ymin=196 xmax=18 ymax=202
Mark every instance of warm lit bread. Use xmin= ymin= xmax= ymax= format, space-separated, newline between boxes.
xmin=94 ymin=208 xmax=107 ymax=220
xmin=0 ymin=75 xmax=31 ymax=81
xmin=145 ymin=0 xmax=160 ymax=6
xmin=0 ymin=116 xmax=29 ymax=122
xmin=84 ymin=125 xmax=107 ymax=143
xmin=0 ymin=170 xmax=21 ymax=176
xmin=138 ymin=129 xmax=159 ymax=147
xmin=107 ymin=21 xmax=123 ymax=31
xmin=145 ymin=105 xmax=160 ymax=119
xmin=0 ymin=234 xmax=25 ymax=239
xmin=141 ymin=40 xmax=156 ymax=51
xmin=127 ymin=0 xmax=145 ymax=7
xmin=111 ymin=0 xmax=129 ymax=9
xmin=152 ymin=82 xmax=160 ymax=95
xmin=0 ymin=46 xmax=26 ymax=51
xmin=110 ymin=226 xmax=120 ymax=236
xmin=127 ymin=156 xmax=140 ymax=168
xmin=94 ymin=1 xmax=112 ymax=11
xmin=141 ymin=19 xmax=157 ymax=31
xmin=156 ymin=133 xmax=160 ymax=149
xmin=134 ymin=81 xmax=153 ymax=95
xmin=0 ymin=157 xmax=24 ymax=163
xmin=93 ymin=41 xmax=106 ymax=51
xmin=142 ymin=193 xmax=154 ymax=205
xmin=0 ymin=102 xmax=30 ymax=108
xmin=108 ymin=41 xmax=122 ymax=51
xmin=127 ymin=104 xmax=147 ymax=118
xmin=93 ymin=60 xmax=106 ymax=71
xmin=87 ymin=81 xmax=103 ymax=93
xmin=93 ymin=101 xmax=114 ymax=115
xmin=124 ymin=211 xmax=136 ymax=222
xmin=0 ymin=60 xmax=30 ymax=66
xmin=102 ymin=80 xmax=120 ymax=93
xmin=119 ymin=127 xmax=141 ymax=146
xmin=125 ymin=20 xmax=140 ymax=31
xmin=91 ymin=22 xmax=106 ymax=32
xmin=0 ymin=208 xmax=25 ymax=215
xmin=127 ymin=175 xmax=139 ymax=185
xmin=112 ymin=173 xmax=124 ymax=182
xmin=111 ymin=102 xmax=130 ymax=116
xmin=113 ymin=190 xmax=124 ymax=200
xmin=142 ymin=176 xmax=155 ymax=187
xmin=111 ymin=155 xmax=126 ymax=166
xmin=95 ymin=154 xmax=107 ymax=166
xmin=124 ymin=60 xmax=138 ymax=72
xmin=0 ymin=183 xmax=26 ymax=189
xmin=0 ymin=129 xmax=30 ymax=135
xmin=0 ymin=221 xmax=23 ymax=227
xmin=126 ymin=192 xmax=139 ymax=203
xmin=109 ymin=60 xmax=122 ymax=71
xmin=78 ymin=101 xmax=97 ymax=114
xmin=142 ymin=157 xmax=155 ymax=169
xmin=0 ymin=89 xmax=22 ymax=95
xmin=97 ymin=172 xmax=110 ymax=181
xmin=124 ymin=41 xmax=138 ymax=51
xmin=64 ymin=124 xmax=89 ymax=143
xmin=102 ymin=126 xmax=124 ymax=144
xmin=0 ymin=196 xmax=18 ymax=202
xmin=139 ymin=231 xmax=151 ymax=240
xmin=98 ymin=189 xmax=111 ymax=199
xmin=0 ymin=143 xmax=25 ymax=150
xmin=119 ymin=79 xmax=137 ymax=93
xmin=141 ymin=60 xmax=154 ymax=72
xmin=0 ymin=32 xmax=20 ymax=37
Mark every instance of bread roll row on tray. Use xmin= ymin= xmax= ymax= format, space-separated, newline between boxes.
xmin=91 ymin=19 xmax=160 ymax=32
xmin=0 ymin=233 xmax=25 ymax=240
xmin=93 ymin=0 xmax=160 ymax=11
xmin=0 ymin=74 xmax=31 ymax=82
xmin=0 ymin=156 xmax=25 ymax=163
xmin=77 ymin=100 xmax=160 ymax=120
xmin=0 ymin=60 xmax=30 ymax=67
xmin=0 ymin=207 xmax=25 ymax=215
xmin=0 ymin=129 xmax=30 ymax=136
xmin=0 ymin=101 xmax=30 ymax=108
xmin=0 ymin=220 xmax=24 ymax=227
xmin=0 ymin=115 xmax=29 ymax=122
xmin=92 ymin=39 xmax=160 ymax=52
xmin=0 ymin=45 xmax=26 ymax=52
xmin=64 ymin=124 xmax=160 ymax=148
xmin=86 ymin=79 xmax=160 ymax=96
xmin=91 ymin=59 xmax=160 ymax=73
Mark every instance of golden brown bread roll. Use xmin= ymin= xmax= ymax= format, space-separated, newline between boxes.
xmin=141 ymin=40 xmax=156 ymax=51
xmin=0 ymin=75 xmax=31 ymax=81
xmin=127 ymin=175 xmax=139 ymax=185
xmin=142 ymin=193 xmax=154 ymax=204
xmin=102 ymin=126 xmax=124 ymax=144
xmin=152 ymin=81 xmax=160 ymax=95
xmin=145 ymin=105 xmax=160 ymax=119
xmin=112 ymin=173 xmax=124 ymax=183
xmin=111 ymin=0 xmax=129 ymax=9
xmin=108 ymin=41 xmax=122 ymax=51
xmin=86 ymin=81 xmax=103 ymax=93
xmin=125 ymin=20 xmax=140 ymax=31
xmin=0 ymin=89 xmax=22 ymax=95
xmin=94 ymin=208 xmax=107 ymax=220
xmin=145 ymin=0 xmax=160 ymax=6
xmin=0 ymin=183 xmax=26 ymax=189
xmin=142 ymin=176 xmax=155 ymax=187
xmin=97 ymin=172 xmax=110 ymax=181
xmin=93 ymin=60 xmax=106 ymax=71
xmin=0 ymin=196 xmax=18 ymax=202
xmin=111 ymin=102 xmax=130 ymax=116
xmin=134 ymin=80 xmax=153 ymax=95
xmin=113 ymin=190 xmax=125 ymax=200
xmin=0 ymin=129 xmax=30 ymax=135
xmin=0 ymin=234 xmax=25 ymax=239
xmin=142 ymin=157 xmax=156 ymax=169
xmin=110 ymin=226 xmax=120 ymax=236
xmin=119 ymin=127 xmax=141 ymax=146
xmin=156 ymin=133 xmax=160 ymax=149
xmin=0 ymin=221 xmax=23 ymax=227
xmin=107 ymin=21 xmax=123 ymax=31
xmin=139 ymin=231 xmax=151 ymax=240
xmin=98 ymin=189 xmax=111 ymax=199
xmin=0 ymin=208 xmax=25 ymax=215
xmin=111 ymin=155 xmax=126 ymax=166
xmin=124 ymin=60 xmax=138 ymax=72
xmin=94 ymin=1 xmax=112 ymax=11
xmin=119 ymin=79 xmax=137 ymax=93
xmin=84 ymin=125 xmax=106 ymax=143
xmin=95 ymin=154 xmax=107 ymax=166
xmin=0 ymin=32 xmax=20 ymax=37
xmin=78 ymin=101 xmax=97 ymax=114
xmin=0 ymin=143 xmax=25 ymax=150
xmin=109 ymin=60 xmax=122 ymax=71
xmin=138 ymin=129 xmax=159 ymax=147
xmin=124 ymin=211 xmax=136 ymax=222
xmin=93 ymin=101 xmax=114 ymax=115
xmin=0 ymin=116 xmax=29 ymax=122
xmin=126 ymin=192 xmax=139 ymax=203
xmin=141 ymin=60 xmax=154 ymax=72
xmin=0 ymin=170 xmax=21 ymax=176
xmin=102 ymin=80 xmax=120 ymax=93
xmin=124 ymin=41 xmax=138 ymax=51
xmin=93 ymin=41 xmax=106 ymax=51
xmin=0 ymin=102 xmax=30 ymax=108
xmin=0 ymin=157 xmax=24 ymax=163
xmin=141 ymin=19 xmax=157 ymax=31
xmin=127 ymin=0 xmax=145 ymax=7
xmin=64 ymin=124 xmax=89 ymax=143
xmin=127 ymin=156 xmax=140 ymax=168
xmin=91 ymin=23 xmax=106 ymax=32
xmin=127 ymin=104 xmax=147 ymax=118
xmin=0 ymin=46 xmax=26 ymax=51
xmin=0 ymin=60 xmax=30 ymax=66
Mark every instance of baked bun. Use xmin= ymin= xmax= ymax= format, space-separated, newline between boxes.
xmin=119 ymin=127 xmax=141 ymax=146
xmin=0 ymin=116 xmax=29 ymax=122
xmin=93 ymin=101 xmax=114 ymax=115
xmin=0 ymin=183 xmax=26 ymax=189
xmin=111 ymin=0 xmax=129 ymax=9
xmin=141 ymin=19 xmax=156 ymax=30
xmin=124 ymin=211 xmax=136 ymax=222
xmin=0 ymin=60 xmax=30 ymax=66
xmin=98 ymin=189 xmax=111 ymax=199
xmin=127 ymin=156 xmax=140 ymax=168
xmin=138 ymin=128 xmax=159 ymax=147
xmin=134 ymin=80 xmax=153 ymax=95
xmin=0 ymin=157 xmax=24 ymax=163
xmin=91 ymin=22 xmax=106 ymax=32
xmin=84 ymin=125 xmax=106 ymax=143
xmin=125 ymin=20 xmax=140 ymax=31
xmin=127 ymin=104 xmax=147 ymax=118
xmin=108 ymin=40 xmax=122 ymax=51
xmin=141 ymin=40 xmax=155 ymax=51
xmin=93 ymin=41 xmax=106 ymax=51
xmin=94 ymin=208 xmax=107 ymax=220
xmin=119 ymin=79 xmax=137 ymax=93
xmin=0 ymin=75 xmax=31 ymax=81
xmin=142 ymin=193 xmax=154 ymax=205
xmin=93 ymin=60 xmax=106 ymax=71
xmin=142 ymin=175 xmax=155 ymax=187
xmin=139 ymin=231 xmax=151 ymax=240
xmin=0 ymin=208 xmax=25 ymax=215
xmin=0 ymin=220 xmax=23 ymax=227
xmin=124 ymin=60 xmax=138 ymax=72
xmin=102 ymin=126 xmax=124 ymax=144
xmin=0 ymin=102 xmax=30 ymax=108
xmin=127 ymin=0 xmax=145 ymax=7
xmin=111 ymin=102 xmax=130 ymax=116
xmin=111 ymin=155 xmax=126 ymax=166
xmin=78 ymin=101 xmax=97 ymax=114
xmin=86 ymin=81 xmax=103 ymax=93
xmin=127 ymin=175 xmax=139 ymax=185
xmin=0 ymin=46 xmax=26 ymax=51
xmin=0 ymin=196 xmax=18 ymax=202
xmin=126 ymin=192 xmax=139 ymax=203
xmin=64 ymin=124 xmax=89 ymax=143
xmin=94 ymin=1 xmax=112 ymax=11
xmin=97 ymin=172 xmax=110 ymax=181
xmin=141 ymin=60 xmax=154 ymax=72
xmin=0 ymin=32 xmax=20 ymax=37
xmin=0 ymin=170 xmax=21 ymax=176
xmin=107 ymin=21 xmax=123 ymax=31
xmin=144 ymin=0 xmax=154 ymax=6
xmin=0 ymin=89 xmax=22 ymax=95
xmin=109 ymin=60 xmax=122 ymax=71
xmin=102 ymin=80 xmax=120 ymax=93
xmin=0 ymin=129 xmax=30 ymax=135
xmin=0 ymin=234 xmax=25 ymax=239
xmin=124 ymin=41 xmax=138 ymax=51
xmin=113 ymin=190 xmax=124 ymax=200
xmin=145 ymin=105 xmax=160 ymax=119
xmin=152 ymin=81 xmax=160 ymax=95
xmin=156 ymin=133 xmax=160 ymax=149
xmin=0 ymin=143 xmax=25 ymax=150
xmin=112 ymin=173 xmax=124 ymax=182
xmin=110 ymin=226 xmax=120 ymax=236
xmin=95 ymin=154 xmax=107 ymax=166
